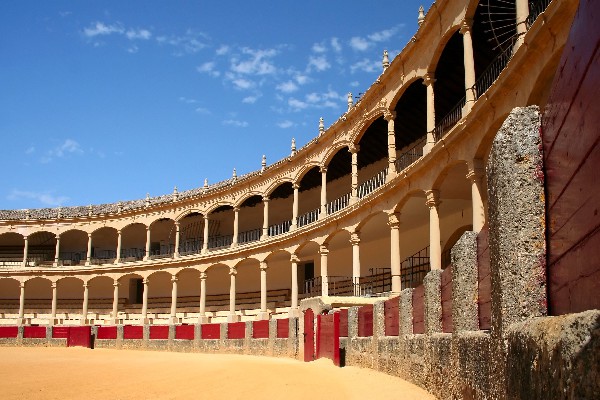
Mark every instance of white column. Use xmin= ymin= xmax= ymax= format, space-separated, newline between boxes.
xmin=291 ymin=184 xmax=299 ymax=230
xmin=50 ymin=281 xmax=57 ymax=324
xmin=258 ymin=261 xmax=269 ymax=320
xmin=53 ymin=235 xmax=60 ymax=267
xmin=319 ymin=245 xmax=329 ymax=296
xmin=515 ymin=0 xmax=530 ymax=49
xmin=290 ymin=255 xmax=299 ymax=316
xmin=350 ymin=233 xmax=361 ymax=295
xmin=426 ymin=190 xmax=442 ymax=270
xmin=468 ymin=160 xmax=486 ymax=232
xmin=320 ymin=167 xmax=328 ymax=218
xmin=144 ymin=226 xmax=151 ymax=260
xmin=232 ymin=207 xmax=240 ymax=247
xmin=169 ymin=275 xmax=178 ymax=324
xmin=350 ymin=145 xmax=359 ymax=203
xmin=174 ymin=221 xmax=180 ymax=257
xmin=461 ymin=19 xmax=476 ymax=111
xmin=384 ymin=111 xmax=397 ymax=179
xmin=261 ymin=197 xmax=270 ymax=240
xmin=202 ymin=215 xmax=209 ymax=253
xmin=111 ymin=280 xmax=119 ymax=324
xmin=423 ymin=73 xmax=436 ymax=153
xmin=388 ymin=213 xmax=402 ymax=294
xmin=115 ymin=230 xmax=122 ymax=264
xmin=228 ymin=267 xmax=239 ymax=322
xmin=86 ymin=233 xmax=92 ymax=266
xmin=141 ymin=278 xmax=149 ymax=324
xmin=81 ymin=282 xmax=89 ymax=325
xmin=22 ymin=236 xmax=29 ymax=267
xmin=17 ymin=282 xmax=25 ymax=325
xmin=199 ymin=272 xmax=208 ymax=323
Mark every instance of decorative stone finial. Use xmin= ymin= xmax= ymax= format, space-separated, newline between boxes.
xmin=117 ymin=202 xmax=123 ymax=213
xmin=145 ymin=193 xmax=150 ymax=208
xmin=291 ymin=138 xmax=297 ymax=156
xmin=382 ymin=50 xmax=390 ymax=71
xmin=319 ymin=117 xmax=324 ymax=136
xmin=261 ymin=155 xmax=267 ymax=173
xmin=418 ymin=5 xmax=425 ymax=26
xmin=24 ymin=209 xmax=30 ymax=220
xmin=56 ymin=207 xmax=62 ymax=219
xmin=203 ymin=178 xmax=209 ymax=189
xmin=232 ymin=168 xmax=237 ymax=181
xmin=347 ymin=92 xmax=353 ymax=111
xmin=173 ymin=186 xmax=179 ymax=202
xmin=88 ymin=205 xmax=93 ymax=217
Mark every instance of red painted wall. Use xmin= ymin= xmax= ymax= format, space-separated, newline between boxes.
xmin=0 ymin=326 xmax=18 ymax=338
xmin=228 ymin=322 xmax=245 ymax=339
xmin=338 ymin=309 xmax=348 ymax=338
xmin=384 ymin=297 xmax=399 ymax=336
xmin=477 ymin=226 xmax=492 ymax=330
xmin=123 ymin=325 xmax=143 ymax=339
xmin=149 ymin=325 xmax=169 ymax=340
xmin=276 ymin=318 xmax=289 ymax=338
xmin=175 ymin=325 xmax=194 ymax=340
xmin=316 ymin=313 xmax=340 ymax=367
xmin=357 ymin=304 xmax=373 ymax=337
xmin=52 ymin=326 xmax=70 ymax=339
xmin=252 ymin=320 xmax=269 ymax=339
xmin=23 ymin=326 xmax=46 ymax=338
xmin=201 ymin=323 xmax=220 ymax=339
xmin=67 ymin=326 xmax=91 ymax=348
xmin=412 ymin=285 xmax=425 ymax=334
xmin=543 ymin=0 xmax=600 ymax=315
xmin=441 ymin=265 xmax=453 ymax=333
xmin=96 ymin=326 xmax=117 ymax=340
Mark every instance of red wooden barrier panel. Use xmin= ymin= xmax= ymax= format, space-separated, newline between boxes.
xmin=228 ymin=322 xmax=245 ymax=339
xmin=543 ymin=0 xmax=600 ymax=315
xmin=0 ymin=326 xmax=18 ymax=338
xmin=201 ymin=323 xmax=220 ymax=339
xmin=316 ymin=313 xmax=340 ymax=366
xmin=276 ymin=318 xmax=289 ymax=338
xmin=441 ymin=265 xmax=453 ymax=333
xmin=52 ymin=326 xmax=70 ymax=339
xmin=412 ymin=285 xmax=425 ymax=334
xmin=96 ymin=326 xmax=117 ymax=340
xmin=68 ymin=326 xmax=91 ymax=348
xmin=123 ymin=325 xmax=143 ymax=339
xmin=23 ymin=326 xmax=46 ymax=339
xmin=338 ymin=309 xmax=348 ymax=337
xmin=175 ymin=325 xmax=194 ymax=340
xmin=384 ymin=297 xmax=399 ymax=336
xmin=357 ymin=304 xmax=373 ymax=337
xmin=304 ymin=309 xmax=315 ymax=362
xmin=253 ymin=320 xmax=269 ymax=339
xmin=477 ymin=225 xmax=492 ymax=330
xmin=150 ymin=325 xmax=169 ymax=340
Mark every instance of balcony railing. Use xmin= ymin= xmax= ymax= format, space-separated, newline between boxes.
xmin=395 ymin=138 xmax=425 ymax=173
xmin=238 ymin=228 xmax=261 ymax=244
xmin=297 ymin=208 xmax=320 ymax=228
xmin=357 ymin=168 xmax=388 ymax=199
xmin=433 ymin=96 xmax=466 ymax=141
xmin=326 ymin=192 xmax=351 ymax=215
xmin=268 ymin=220 xmax=292 ymax=237
xmin=401 ymin=246 xmax=430 ymax=290
xmin=473 ymin=44 xmax=514 ymax=100
xmin=356 ymin=268 xmax=392 ymax=296
xmin=179 ymin=240 xmax=203 ymax=256
xmin=207 ymin=235 xmax=233 ymax=250
xmin=527 ymin=0 xmax=552 ymax=28
xmin=119 ymin=248 xmax=145 ymax=261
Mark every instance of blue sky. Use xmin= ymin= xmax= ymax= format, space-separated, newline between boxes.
xmin=1 ymin=1 xmax=427 ymax=210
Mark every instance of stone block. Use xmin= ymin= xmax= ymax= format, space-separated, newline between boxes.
xmin=400 ymin=288 xmax=414 ymax=335
xmin=451 ymin=231 xmax=479 ymax=332
xmin=424 ymin=270 xmax=442 ymax=334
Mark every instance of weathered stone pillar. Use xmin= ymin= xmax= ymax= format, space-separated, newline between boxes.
xmin=426 ymin=189 xmax=442 ymax=270
xmin=22 ymin=236 xmax=28 ymax=267
xmin=320 ymin=167 xmax=328 ymax=218
xmin=450 ymin=231 xmax=479 ymax=332
xmin=202 ymin=215 xmax=209 ymax=253
xmin=199 ymin=272 xmax=208 ymax=323
xmin=53 ymin=234 xmax=60 ymax=267
xmin=17 ymin=282 xmax=25 ymax=325
xmin=85 ymin=233 xmax=92 ymax=266
xmin=115 ymin=230 xmax=122 ymax=263
xmin=424 ymin=270 xmax=442 ymax=334
xmin=291 ymin=184 xmax=299 ymax=230
xmin=319 ymin=245 xmax=329 ymax=296
xmin=399 ymin=288 xmax=414 ymax=335
xmin=228 ymin=267 xmax=239 ymax=322
xmin=169 ymin=275 xmax=178 ymax=324
xmin=231 ymin=208 xmax=239 ymax=247
xmin=141 ymin=278 xmax=149 ymax=324
xmin=81 ymin=282 xmax=89 ymax=325
xmin=261 ymin=197 xmax=269 ymax=240
xmin=111 ymin=280 xmax=120 ymax=324
xmin=515 ymin=0 xmax=530 ymax=49
xmin=290 ymin=255 xmax=299 ymax=316
xmin=423 ymin=73 xmax=436 ymax=153
xmin=144 ymin=226 xmax=151 ymax=260
xmin=174 ymin=221 xmax=180 ymax=257
xmin=350 ymin=232 xmax=361 ymax=295
xmin=460 ymin=19 xmax=476 ymax=111
xmin=468 ymin=159 xmax=486 ymax=232
xmin=258 ymin=261 xmax=269 ymax=320
xmin=49 ymin=281 xmax=58 ymax=325
xmin=349 ymin=145 xmax=359 ymax=203
xmin=384 ymin=110 xmax=397 ymax=179
xmin=388 ymin=212 xmax=402 ymax=294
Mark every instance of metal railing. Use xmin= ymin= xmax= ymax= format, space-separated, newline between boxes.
xmin=357 ymin=168 xmax=388 ymax=199
xmin=238 ymin=228 xmax=261 ymax=244
xmin=207 ymin=235 xmax=233 ymax=250
xmin=178 ymin=240 xmax=203 ymax=256
xmin=401 ymin=246 xmax=431 ymax=290
xmin=473 ymin=43 xmax=514 ymax=100
xmin=356 ymin=268 xmax=392 ymax=296
xmin=297 ymin=208 xmax=320 ymax=228
xmin=268 ymin=220 xmax=292 ymax=237
xmin=326 ymin=192 xmax=351 ymax=215
xmin=119 ymin=248 xmax=145 ymax=261
xmin=433 ymin=96 xmax=465 ymax=141
xmin=527 ymin=0 xmax=552 ymax=28
xmin=395 ymin=138 xmax=425 ymax=173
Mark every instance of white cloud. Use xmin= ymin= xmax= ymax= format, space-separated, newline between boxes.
xmin=195 ymin=107 xmax=210 ymax=114
xmin=178 ymin=96 xmax=197 ymax=104
xmin=295 ymin=74 xmax=309 ymax=85
xmin=307 ymin=55 xmax=330 ymax=72
xmin=349 ymin=26 xmax=402 ymax=52
xmin=231 ymin=78 xmax=254 ymax=90
xmin=216 ymin=45 xmax=230 ymax=56
xmin=288 ymin=98 xmax=308 ymax=111
xmin=368 ymin=27 xmax=398 ymax=42
xmin=223 ymin=119 xmax=249 ymax=128
xmin=242 ymin=95 xmax=260 ymax=104
xmin=287 ymin=89 xmax=343 ymax=112
xmin=231 ymin=48 xmax=278 ymax=75
xmin=349 ymin=36 xmax=370 ymax=51
xmin=276 ymin=80 xmax=298 ymax=93
xmin=350 ymin=58 xmax=380 ymax=73
xmin=126 ymin=29 xmax=152 ymax=40
xmin=127 ymin=45 xmax=139 ymax=54
xmin=197 ymin=61 xmax=220 ymax=77
xmin=350 ymin=81 xmax=360 ymax=87
xmin=25 ymin=146 xmax=35 ymax=155
xmin=277 ymin=120 xmax=294 ymax=129
xmin=331 ymin=37 xmax=342 ymax=53
xmin=83 ymin=22 xmax=124 ymax=37
xmin=7 ymin=189 xmax=69 ymax=207
xmin=156 ymin=30 xmax=208 ymax=55
xmin=40 ymin=139 xmax=83 ymax=163
xmin=312 ymin=43 xmax=327 ymax=53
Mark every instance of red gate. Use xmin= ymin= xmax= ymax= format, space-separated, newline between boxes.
xmin=316 ymin=312 xmax=340 ymax=366
xmin=303 ymin=308 xmax=314 ymax=362
xmin=67 ymin=326 xmax=92 ymax=348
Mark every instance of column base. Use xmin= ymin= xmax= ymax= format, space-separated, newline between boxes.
xmin=168 ymin=316 xmax=180 ymax=325
xmin=140 ymin=318 xmax=151 ymax=325
xmin=423 ymin=141 xmax=435 ymax=155
xmin=227 ymin=313 xmax=240 ymax=323
xmin=197 ymin=315 xmax=210 ymax=324
xmin=256 ymin=311 xmax=270 ymax=321
xmin=16 ymin=318 xmax=26 ymax=326
xmin=287 ymin=308 xmax=300 ymax=318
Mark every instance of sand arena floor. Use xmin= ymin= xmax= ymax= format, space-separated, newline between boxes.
xmin=0 ymin=347 xmax=437 ymax=400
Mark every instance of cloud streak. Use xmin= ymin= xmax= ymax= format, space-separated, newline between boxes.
xmin=7 ymin=189 xmax=69 ymax=207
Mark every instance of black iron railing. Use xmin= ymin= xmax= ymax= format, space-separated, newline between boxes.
xmin=401 ymin=246 xmax=430 ymax=290
xmin=357 ymin=168 xmax=388 ymax=199
xmin=433 ymin=96 xmax=466 ymax=141
xmin=527 ymin=0 xmax=552 ymax=28
xmin=395 ymin=138 xmax=426 ymax=173
xmin=238 ymin=228 xmax=261 ymax=244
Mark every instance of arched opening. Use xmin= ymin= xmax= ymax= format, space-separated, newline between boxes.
xmin=121 ymin=223 xmax=147 ymax=261
xmin=237 ymin=196 xmax=263 ymax=245
xmin=357 ymin=117 xmax=389 ymax=199
xmin=91 ymin=227 xmax=118 ymax=265
xmin=149 ymin=218 xmax=176 ymax=258
xmin=324 ymin=148 xmax=352 ymax=214
xmin=267 ymin=182 xmax=293 ymax=236
xmin=178 ymin=212 xmax=204 ymax=255
xmin=396 ymin=193 xmax=430 ymax=289
xmin=0 ymin=232 xmax=25 ymax=267
xmin=24 ymin=277 xmax=52 ymax=320
xmin=144 ymin=271 xmax=172 ymax=321
xmin=0 ymin=278 xmax=20 ymax=317
xmin=357 ymin=212 xmax=392 ymax=295
xmin=264 ymin=250 xmax=292 ymax=313
xmin=58 ymin=230 xmax=87 ymax=266
xmin=205 ymin=264 xmax=231 ymax=321
xmin=207 ymin=206 xmax=234 ymax=249
xmin=235 ymin=258 xmax=261 ymax=318
xmin=297 ymin=167 xmax=322 ymax=227
xmin=296 ymin=241 xmax=320 ymax=298
xmin=326 ymin=230 xmax=353 ymax=295
xmin=56 ymin=277 xmax=84 ymax=319
xmin=87 ymin=276 xmax=115 ymax=320
xmin=27 ymin=231 xmax=56 ymax=266
xmin=393 ymin=79 xmax=427 ymax=172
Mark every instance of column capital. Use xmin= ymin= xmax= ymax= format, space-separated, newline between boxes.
xmin=423 ymin=73 xmax=436 ymax=86
xmin=350 ymin=232 xmax=360 ymax=245
xmin=229 ymin=266 xmax=237 ymax=276
xmin=466 ymin=167 xmax=485 ymax=183
xmin=292 ymin=183 xmax=300 ymax=190
xmin=143 ymin=278 xmax=149 ymax=284
xmin=459 ymin=18 xmax=473 ymax=34
xmin=82 ymin=282 xmax=88 ymax=289
xmin=113 ymin=280 xmax=120 ymax=287
xmin=262 ymin=196 xmax=270 ymax=203
xmin=146 ymin=225 xmax=151 ymax=231
xmin=174 ymin=221 xmax=180 ymax=227
xmin=55 ymin=233 xmax=60 ymax=240
xmin=171 ymin=275 xmax=178 ymax=283
xmin=23 ymin=235 xmax=28 ymax=241
xmin=203 ymin=214 xmax=210 ymax=221
xmin=259 ymin=261 xmax=268 ymax=271
xmin=290 ymin=254 xmax=300 ymax=263
xmin=387 ymin=212 xmax=401 ymax=227
xmin=88 ymin=232 xmax=92 ymax=238
xmin=319 ymin=245 xmax=329 ymax=255
xmin=117 ymin=229 xmax=121 ymax=235
xmin=425 ymin=189 xmax=441 ymax=208
xmin=383 ymin=110 xmax=396 ymax=121
xmin=19 ymin=282 xmax=25 ymax=289
xmin=200 ymin=272 xmax=207 ymax=280
xmin=51 ymin=282 xmax=57 ymax=289
xmin=233 ymin=206 xmax=240 ymax=212
xmin=348 ymin=144 xmax=360 ymax=154
xmin=319 ymin=166 xmax=328 ymax=174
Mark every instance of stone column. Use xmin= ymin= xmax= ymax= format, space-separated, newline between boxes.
xmin=384 ymin=110 xmax=397 ymax=179
xmin=174 ymin=221 xmax=180 ymax=257
xmin=141 ymin=278 xmax=149 ymax=324
xmin=22 ymin=236 xmax=29 ymax=267
xmin=144 ymin=226 xmax=151 ymax=260
xmin=424 ymin=270 xmax=442 ymax=334
xmin=258 ymin=261 xmax=269 ymax=320
xmin=319 ymin=245 xmax=329 ymax=296
xmin=115 ymin=230 xmax=122 ymax=264
xmin=199 ymin=272 xmax=208 ymax=323
xmin=81 ymin=282 xmax=89 ymax=325
xmin=169 ymin=275 xmax=178 ymax=324
xmin=320 ymin=167 xmax=328 ymax=218
xmin=291 ymin=184 xmax=299 ymax=230
xmin=350 ymin=232 xmax=361 ymax=295
xmin=388 ymin=212 xmax=402 ymax=294
xmin=53 ymin=234 xmax=60 ymax=267
xmin=228 ymin=267 xmax=239 ymax=322
xmin=515 ymin=0 xmax=530 ymax=49
xmin=460 ymin=19 xmax=476 ymax=111
xmin=86 ymin=233 xmax=92 ymax=266
xmin=450 ymin=231 xmax=479 ymax=332
xmin=467 ymin=159 xmax=486 ymax=232
xmin=232 ymin=207 xmax=240 ymax=247
xmin=202 ymin=215 xmax=209 ymax=253
xmin=50 ymin=281 xmax=58 ymax=325
xmin=423 ymin=73 xmax=436 ymax=153
xmin=290 ymin=255 xmax=299 ymax=316
xmin=349 ymin=145 xmax=359 ymax=203
xmin=111 ymin=280 xmax=120 ymax=324
xmin=426 ymin=190 xmax=442 ymax=270
xmin=17 ymin=282 xmax=25 ymax=325
xmin=261 ymin=197 xmax=270 ymax=240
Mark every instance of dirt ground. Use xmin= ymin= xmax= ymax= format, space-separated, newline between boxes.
xmin=0 ymin=347 xmax=437 ymax=400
